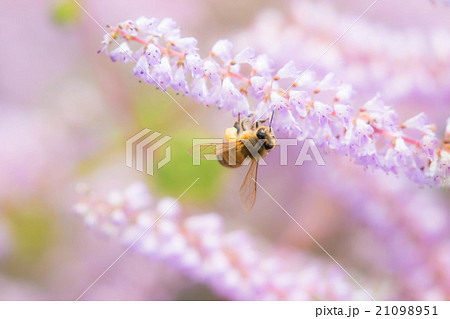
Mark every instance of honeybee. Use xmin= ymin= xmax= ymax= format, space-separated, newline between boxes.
xmin=196 ymin=113 xmax=276 ymax=211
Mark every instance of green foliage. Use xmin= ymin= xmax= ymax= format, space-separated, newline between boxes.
xmin=51 ymin=0 xmax=80 ymax=26
xmin=2 ymin=204 xmax=55 ymax=278
xmin=133 ymin=89 xmax=225 ymax=203
xmin=150 ymin=132 xmax=224 ymax=203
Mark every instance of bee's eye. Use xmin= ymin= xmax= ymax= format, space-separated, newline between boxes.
xmin=256 ymin=129 xmax=266 ymax=139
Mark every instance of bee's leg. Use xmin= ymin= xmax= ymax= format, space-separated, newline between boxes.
xmin=233 ymin=121 xmax=240 ymax=133
xmin=241 ymin=119 xmax=253 ymax=131
xmin=233 ymin=113 xmax=241 ymax=133
xmin=256 ymin=117 xmax=270 ymax=128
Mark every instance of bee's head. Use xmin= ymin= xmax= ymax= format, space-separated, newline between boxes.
xmin=256 ymin=127 xmax=276 ymax=150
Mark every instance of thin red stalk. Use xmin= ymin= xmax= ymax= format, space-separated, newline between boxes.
xmin=373 ymin=127 xmax=421 ymax=148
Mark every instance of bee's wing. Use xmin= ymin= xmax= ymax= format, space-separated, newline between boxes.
xmin=239 ymin=159 xmax=258 ymax=212
xmin=187 ymin=140 xmax=243 ymax=159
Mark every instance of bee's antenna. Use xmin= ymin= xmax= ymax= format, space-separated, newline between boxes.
xmin=269 ymin=109 xmax=275 ymax=129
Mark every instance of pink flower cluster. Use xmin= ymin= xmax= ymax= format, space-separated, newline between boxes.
xmin=235 ymin=1 xmax=450 ymax=104
xmin=99 ymin=17 xmax=450 ymax=187
xmin=73 ymin=183 xmax=374 ymax=300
